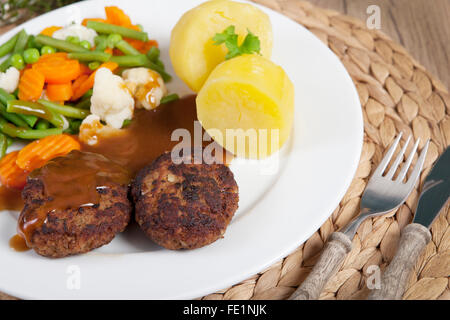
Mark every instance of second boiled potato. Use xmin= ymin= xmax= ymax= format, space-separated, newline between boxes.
xmin=170 ymin=0 xmax=272 ymax=92
xmin=196 ymin=54 xmax=294 ymax=159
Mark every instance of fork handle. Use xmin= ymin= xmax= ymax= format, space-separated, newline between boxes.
xmin=368 ymin=223 xmax=431 ymax=300
xmin=289 ymin=232 xmax=352 ymax=300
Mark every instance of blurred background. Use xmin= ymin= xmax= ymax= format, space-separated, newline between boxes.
xmin=1 ymin=0 xmax=449 ymax=87
xmin=305 ymin=0 xmax=449 ymax=88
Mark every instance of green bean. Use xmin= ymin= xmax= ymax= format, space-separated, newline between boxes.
xmin=35 ymin=119 xmax=49 ymax=130
xmin=153 ymin=59 xmax=164 ymax=69
xmin=0 ymin=133 xmax=7 ymax=159
xmin=6 ymin=136 xmax=13 ymax=147
xmin=146 ymin=47 xmax=169 ymax=81
xmin=115 ymin=40 xmax=140 ymax=56
xmin=81 ymin=89 xmax=93 ymax=100
xmin=94 ymin=35 xmax=108 ymax=52
xmin=69 ymin=119 xmax=82 ymax=133
xmin=146 ymin=47 xmax=160 ymax=62
xmin=109 ymin=54 xmax=148 ymax=67
xmin=38 ymin=99 xmax=89 ymax=119
xmin=122 ymin=119 xmax=131 ymax=128
xmin=75 ymin=98 xmax=91 ymax=109
xmin=86 ymin=21 xmax=148 ymax=42
xmin=6 ymin=100 xmax=66 ymax=129
xmin=0 ymin=33 xmax=19 ymax=58
xmin=0 ymin=88 xmax=15 ymax=105
xmin=143 ymin=59 xmax=172 ymax=82
xmin=28 ymin=35 xmax=42 ymax=50
xmin=13 ymin=30 xmax=29 ymax=54
xmin=110 ymin=52 xmax=172 ymax=82
xmin=18 ymin=127 xmax=62 ymax=139
xmin=0 ymin=58 xmax=11 ymax=72
xmin=160 ymin=94 xmax=179 ymax=104
xmin=0 ymin=88 xmax=37 ymax=127
xmin=34 ymin=35 xmax=88 ymax=53
xmin=68 ymin=51 xmax=111 ymax=62
xmin=0 ymin=103 xmax=29 ymax=128
xmin=0 ymin=117 xmax=20 ymax=137
xmin=18 ymin=114 xmax=38 ymax=128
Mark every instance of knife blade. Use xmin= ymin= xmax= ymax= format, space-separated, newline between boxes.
xmin=368 ymin=146 xmax=450 ymax=300
xmin=413 ymin=147 xmax=450 ymax=227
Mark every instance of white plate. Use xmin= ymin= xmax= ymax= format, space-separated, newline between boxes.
xmin=0 ymin=0 xmax=363 ymax=299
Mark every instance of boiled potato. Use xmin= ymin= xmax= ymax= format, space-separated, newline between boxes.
xmin=196 ymin=54 xmax=294 ymax=159
xmin=170 ymin=0 xmax=272 ymax=92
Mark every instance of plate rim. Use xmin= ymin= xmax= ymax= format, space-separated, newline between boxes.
xmin=0 ymin=0 xmax=363 ymax=300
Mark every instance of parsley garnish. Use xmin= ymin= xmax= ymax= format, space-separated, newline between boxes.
xmin=212 ymin=25 xmax=261 ymax=60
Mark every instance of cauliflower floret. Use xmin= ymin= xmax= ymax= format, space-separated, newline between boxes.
xmin=0 ymin=67 xmax=20 ymax=93
xmin=79 ymin=114 xmax=123 ymax=146
xmin=52 ymin=24 xmax=97 ymax=46
xmin=122 ymin=67 xmax=167 ymax=110
xmin=90 ymin=68 xmax=134 ymax=129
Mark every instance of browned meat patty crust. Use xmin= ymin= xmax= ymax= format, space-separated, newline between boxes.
xmin=132 ymin=151 xmax=239 ymax=250
xmin=19 ymin=174 xmax=132 ymax=258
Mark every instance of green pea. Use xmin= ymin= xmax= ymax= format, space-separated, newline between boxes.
xmin=41 ymin=45 xmax=56 ymax=55
xmin=79 ymin=40 xmax=91 ymax=50
xmin=23 ymin=48 xmax=40 ymax=64
xmin=66 ymin=35 xmax=80 ymax=44
xmin=88 ymin=61 xmax=100 ymax=70
xmin=10 ymin=53 xmax=24 ymax=70
xmin=107 ymin=33 xmax=122 ymax=48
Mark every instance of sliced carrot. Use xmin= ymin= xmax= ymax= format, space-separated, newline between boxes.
xmin=81 ymin=17 xmax=107 ymax=26
xmin=0 ymin=151 xmax=28 ymax=190
xmin=16 ymin=134 xmax=81 ymax=172
xmin=125 ymin=38 xmax=158 ymax=54
xmin=79 ymin=63 xmax=92 ymax=75
xmin=71 ymin=74 xmax=89 ymax=97
xmin=104 ymin=47 xmax=113 ymax=55
xmin=71 ymin=62 xmax=118 ymax=100
xmin=18 ymin=69 xmax=45 ymax=101
xmin=33 ymin=58 xmax=81 ymax=84
xmin=105 ymin=6 xmax=132 ymax=27
xmin=40 ymin=26 xmax=62 ymax=36
xmin=46 ymin=82 xmax=73 ymax=102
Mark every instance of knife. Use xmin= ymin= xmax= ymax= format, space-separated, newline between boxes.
xmin=368 ymin=146 xmax=450 ymax=300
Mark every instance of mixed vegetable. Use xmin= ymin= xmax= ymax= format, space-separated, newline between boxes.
xmin=0 ymin=6 xmax=173 ymax=190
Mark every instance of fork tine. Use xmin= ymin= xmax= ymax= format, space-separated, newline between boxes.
xmin=405 ymin=139 xmax=430 ymax=186
xmin=374 ymin=132 xmax=403 ymax=176
xmin=385 ymin=135 xmax=411 ymax=179
xmin=396 ymin=138 xmax=420 ymax=182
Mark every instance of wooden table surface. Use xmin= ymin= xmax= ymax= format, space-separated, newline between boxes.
xmin=1 ymin=0 xmax=448 ymax=88
xmin=304 ymin=0 xmax=450 ymax=88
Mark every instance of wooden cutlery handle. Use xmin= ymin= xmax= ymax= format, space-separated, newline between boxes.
xmin=289 ymin=232 xmax=352 ymax=300
xmin=368 ymin=223 xmax=431 ymax=300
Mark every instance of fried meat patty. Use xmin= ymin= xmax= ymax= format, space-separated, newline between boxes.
xmin=132 ymin=151 xmax=239 ymax=250
xmin=19 ymin=177 xmax=132 ymax=258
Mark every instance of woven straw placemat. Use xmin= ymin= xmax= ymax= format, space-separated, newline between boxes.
xmin=200 ymin=0 xmax=450 ymax=300
xmin=1 ymin=0 xmax=449 ymax=301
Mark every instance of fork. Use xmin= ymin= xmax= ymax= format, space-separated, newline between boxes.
xmin=289 ymin=133 xmax=430 ymax=300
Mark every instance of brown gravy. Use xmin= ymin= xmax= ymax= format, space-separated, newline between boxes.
xmin=17 ymin=150 xmax=131 ymax=245
xmin=81 ymin=94 xmax=228 ymax=175
xmin=9 ymin=234 xmax=30 ymax=252
xmin=9 ymin=94 xmax=228 ymax=250
xmin=0 ymin=185 xmax=23 ymax=211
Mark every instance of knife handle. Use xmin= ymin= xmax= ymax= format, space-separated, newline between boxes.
xmin=289 ymin=232 xmax=352 ymax=300
xmin=368 ymin=223 xmax=431 ymax=300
